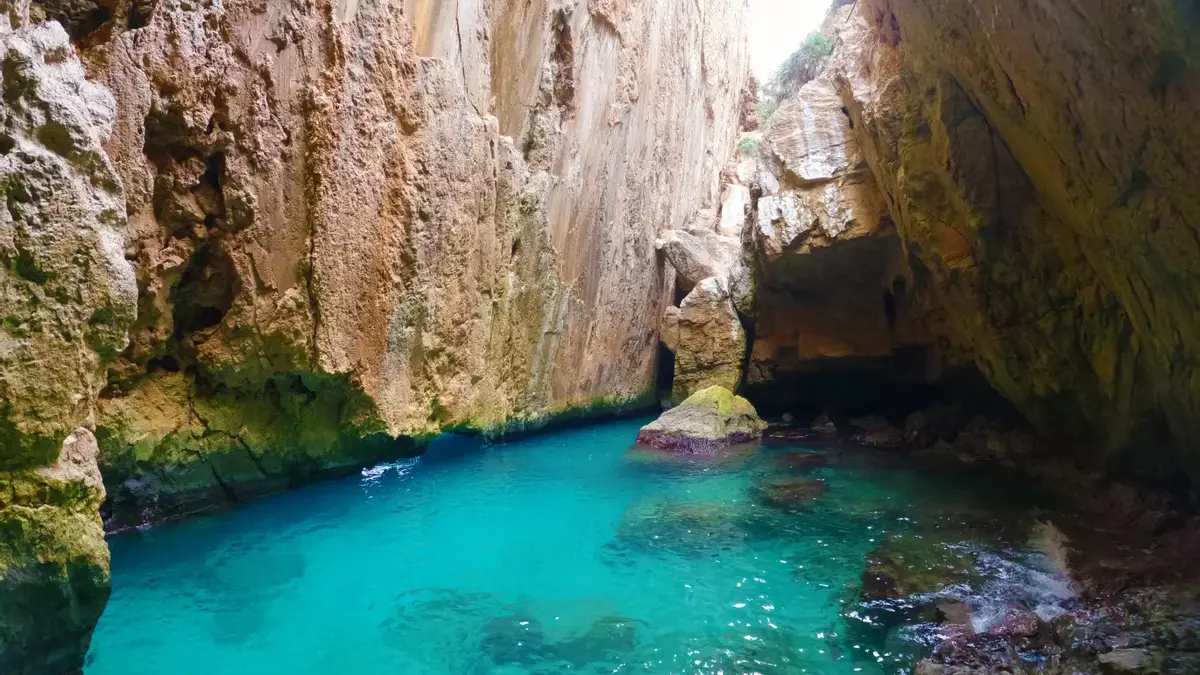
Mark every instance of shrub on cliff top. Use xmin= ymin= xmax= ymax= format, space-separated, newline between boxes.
xmin=760 ymin=31 xmax=836 ymax=121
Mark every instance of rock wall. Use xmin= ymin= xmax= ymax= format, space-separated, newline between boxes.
xmin=735 ymin=5 xmax=952 ymax=421
xmin=827 ymin=0 xmax=1200 ymax=477
xmin=0 ymin=9 xmax=123 ymax=672
xmin=42 ymin=0 xmax=752 ymax=522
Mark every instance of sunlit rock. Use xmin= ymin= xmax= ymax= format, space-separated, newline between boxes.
xmin=637 ymin=386 xmax=766 ymax=454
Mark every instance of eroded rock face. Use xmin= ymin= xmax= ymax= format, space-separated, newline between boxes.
xmin=0 ymin=428 xmax=110 ymax=675
xmin=745 ymin=7 xmax=948 ymax=417
xmin=672 ymin=277 xmax=746 ymax=403
xmin=0 ymin=13 xmax=129 ymax=670
xmin=637 ymin=385 xmax=767 ymax=454
xmin=41 ymin=0 xmax=752 ymax=516
xmin=0 ymin=14 xmax=137 ymax=470
xmin=834 ymin=0 xmax=1200 ymax=474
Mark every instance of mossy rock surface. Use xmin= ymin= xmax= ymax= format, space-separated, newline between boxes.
xmin=637 ymin=386 xmax=767 ymax=453
xmin=0 ymin=503 xmax=110 ymax=675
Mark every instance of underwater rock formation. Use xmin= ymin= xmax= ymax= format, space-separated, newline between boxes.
xmin=637 ymin=385 xmax=766 ymax=453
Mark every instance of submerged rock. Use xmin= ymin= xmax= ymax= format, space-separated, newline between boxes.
xmin=754 ymin=477 xmax=829 ymax=510
xmin=613 ymin=498 xmax=750 ymax=557
xmin=860 ymin=537 xmax=982 ymax=602
xmin=637 ymin=386 xmax=767 ymax=453
xmin=775 ymin=451 xmax=830 ymax=471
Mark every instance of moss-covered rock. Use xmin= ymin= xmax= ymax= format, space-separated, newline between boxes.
xmin=637 ymin=386 xmax=768 ymax=453
xmin=0 ymin=429 xmax=110 ymax=675
xmin=96 ymin=370 xmax=419 ymax=527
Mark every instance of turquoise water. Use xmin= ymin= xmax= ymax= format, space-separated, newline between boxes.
xmin=86 ymin=418 xmax=1068 ymax=675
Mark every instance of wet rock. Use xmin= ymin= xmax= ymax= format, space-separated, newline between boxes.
xmin=1098 ymin=649 xmax=1149 ymax=672
xmin=637 ymin=386 xmax=766 ymax=454
xmin=849 ymin=416 xmax=906 ymax=448
xmin=860 ymin=537 xmax=981 ymax=601
xmin=811 ymin=414 xmax=838 ymax=435
xmin=614 ymin=498 xmax=749 ymax=556
xmin=988 ymin=609 xmax=1045 ymax=638
xmin=775 ymin=451 xmax=829 ymax=471
xmin=754 ymin=477 xmax=828 ymax=510
xmin=0 ymin=429 xmax=110 ymax=675
xmin=671 ymin=278 xmax=748 ymax=402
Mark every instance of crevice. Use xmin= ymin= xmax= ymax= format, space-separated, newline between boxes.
xmin=454 ymin=10 xmax=482 ymax=116
xmin=550 ymin=9 xmax=576 ymax=116
xmin=207 ymin=463 xmax=238 ymax=503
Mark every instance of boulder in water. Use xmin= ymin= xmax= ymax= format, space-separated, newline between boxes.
xmin=637 ymin=386 xmax=767 ymax=453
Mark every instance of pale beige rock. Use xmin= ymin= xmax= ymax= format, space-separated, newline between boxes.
xmin=718 ymin=183 xmax=751 ymax=237
xmin=69 ymin=0 xmax=750 ymax=456
xmin=35 ymin=428 xmax=105 ymax=494
xmin=672 ymin=277 xmax=746 ymax=403
xmin=661 ymin=306 xmax=681 ymax=353
xmin=746 ymin=10 xmax=940 ymax=389
xmin=0 ymin=17 xmax=137 ymax=468
xmin=657 ymin=229 xmax=742 ymax=292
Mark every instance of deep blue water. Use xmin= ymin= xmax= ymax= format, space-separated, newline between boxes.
xmin=86 ymin=418 xmax=1071 ymax=674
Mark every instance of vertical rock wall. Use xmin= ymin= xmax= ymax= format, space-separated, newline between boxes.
xmin=829 ymin=0 xmax=1200 ymax=476
xmin=48 ymin=0 xmax=751 ymax=521
xmin=0 ymin=8 xmax=127 ymax=673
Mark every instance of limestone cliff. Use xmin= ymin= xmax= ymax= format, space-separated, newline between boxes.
xmin=731 ymin=4 xmax=952 ymax=421
xmin=827 ymin=0 xmax=1200 ymax=477
xmin=21 ymin=0 xmax=752 ymax=522
xmin=0 ymin=12 xmax=126 ymax=674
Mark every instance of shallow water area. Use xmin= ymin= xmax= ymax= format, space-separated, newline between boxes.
xmin=87 ymin=418 xmax=1073 ymax=674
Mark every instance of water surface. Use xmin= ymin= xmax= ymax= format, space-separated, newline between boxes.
xmin=87 ymin=418 xmax=1069 ymax=674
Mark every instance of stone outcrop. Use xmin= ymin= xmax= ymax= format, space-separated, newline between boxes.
xmin=636 ymin=385 xmax=766 ymax=453
xmin=0 ymin=429 xmax=111 ymax=675
xmin=6 ymin=0 xmax=752 ymax=520
xmin=671 ymin=276 xmax=746 ymax=401
xmin=828 ymin=0 xmax=1200 ymax=477
xmin=656 ymin=166 xmax=756 ymax=403
xmin=742 ymin=5 xmax=949 ymax=420
xmin=0 ymin=12 xmax=130 ymax=673
xmin=0 ymin=11 xmax=137 ymax=472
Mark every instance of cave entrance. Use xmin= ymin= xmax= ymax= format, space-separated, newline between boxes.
xmin=655 ymin=343 xmax=675 ymax=404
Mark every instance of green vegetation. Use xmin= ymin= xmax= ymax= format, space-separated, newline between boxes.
xmin=759 ymin=31 xmax=837 ymax=126
xmin=738 ymin=135 xmax=760 ymax=157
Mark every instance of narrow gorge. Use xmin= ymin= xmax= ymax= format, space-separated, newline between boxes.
xmin=2 ymin=0 xmax=1200 ymax=672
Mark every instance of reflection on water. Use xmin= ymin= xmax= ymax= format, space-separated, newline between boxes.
xmin=87 ymin=419 xmax=1073 ymax=675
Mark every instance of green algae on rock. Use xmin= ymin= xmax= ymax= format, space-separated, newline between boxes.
xmin=637 ymin=386 xmax=767 ymax=453
xmin=0 ymin=429 xmax=110 ymax=675
xmin=96 ymin=370 xmax=419 ymax=528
